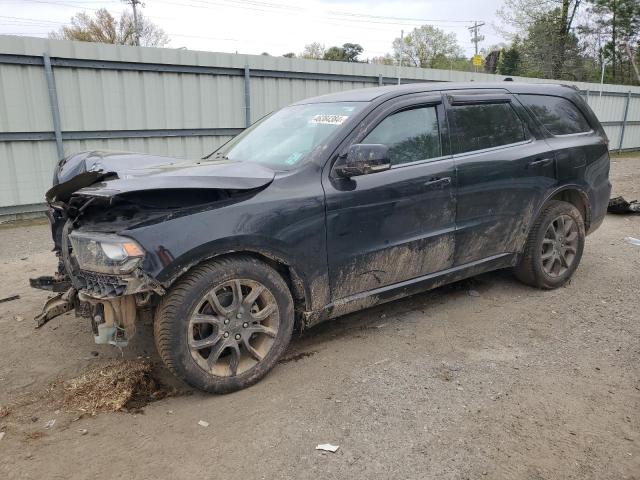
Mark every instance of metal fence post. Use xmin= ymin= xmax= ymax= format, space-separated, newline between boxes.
xmin=619 ymin=90 xmax=631 ymax=152
xmin=42 ymin=53 xmax=64 ymax=160
xmin=378 ymin=74 xmax=383 ymax=86
xmin=244 ymin=65 xmax=251 ymax=128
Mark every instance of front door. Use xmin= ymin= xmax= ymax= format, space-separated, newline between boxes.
xmin=323 ymin=95 xmax=457 ymax=300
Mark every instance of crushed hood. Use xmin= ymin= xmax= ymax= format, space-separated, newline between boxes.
xmin=46 ymin=150 xmax=275 ymax=202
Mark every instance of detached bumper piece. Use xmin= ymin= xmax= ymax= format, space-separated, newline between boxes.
xmin=34 ymin=288 xmax=76 ymax=328
xmin=30 ymin=275 xmax=72 ymax=293
xmin=608 ymin=196 xmax=640 ymax=214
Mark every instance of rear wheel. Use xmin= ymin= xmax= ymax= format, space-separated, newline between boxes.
xmin=154 ymin=256 xmax=294 ymax=393
xmin=514 ymin=200 xmax=585 ymax=289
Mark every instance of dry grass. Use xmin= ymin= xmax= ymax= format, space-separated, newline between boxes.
xmin=63 ymin=360 xmax=166 ymax=415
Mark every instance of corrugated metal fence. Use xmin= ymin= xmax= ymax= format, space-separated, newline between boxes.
xmin=1 ymin=35 xmax=639 ymax=216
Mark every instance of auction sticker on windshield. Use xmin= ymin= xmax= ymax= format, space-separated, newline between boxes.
xmin=310 ymin=114 xmax=349 ymax=125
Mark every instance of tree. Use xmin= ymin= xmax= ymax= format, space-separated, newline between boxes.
xmin=319 ymin=43 xmax=363 ymax=62
xmin=323 ymin=46 xmax=346 ymax=61
xmin=342 ymin=43 xmax=363 ymax=62
xmin=484 ymin=49 xmax=501 ymax=73
xmin=516 ymin=9 xmax=589 ymax=79
xmin=301 ymin=42 xmax=325 ymax=60
xmin=391 ymin=25 xmax=463 ymax=68
xmin=497 ymin=43 xmax=522 ymax=75
xmin=49 ymin=8 xmax=169 ymax=47
xmin=586 ymin=0 xmax=640 ymax=83
xmin=370 ymin=54 xmax=395 ymax=65
xmin=497 ymin=0 xmax=582 ymax=78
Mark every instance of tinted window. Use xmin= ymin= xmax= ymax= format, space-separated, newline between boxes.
xmin=363 ymin=107 xmax=440 ymax=165
xmin=519 ymin=94 xmax=591 ymax=135
xmin=449 ymin=102 xmax=526 ymax=154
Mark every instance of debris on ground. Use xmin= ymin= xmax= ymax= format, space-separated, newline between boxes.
xmin=63 ymin=360 xmax=170 ymax=415
xmin=0 ymin=432 xmax=5 ymax=441
xmin=198 ymin=420 xmax=209 ymax=427
xmin=625 ymin=237 xmax=640 ymax=246
xmin=78 ymin=429 xmax=88 ymax=435
xmin=468 ymin=289 xmax=481 ymax=297
xmin=608 ymin=196 xmax=640 ymax=214
xmin=316 ymin=443 xmax=340 ymax=453
xmin=0 ymin=406 xmax=9 ymax=418
xmin=44 ymin=419 xmax=55 ymax=429
xmin=14 ymin=315 xmax=24 ymax=322
xmin=278 ymin=351 xmax=318 ymax=364
xmin=0 ymin=294 xmax=20 ymax=303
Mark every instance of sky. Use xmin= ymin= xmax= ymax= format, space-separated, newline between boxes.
xmin=0 ymin=0 xmax=508 ymax=59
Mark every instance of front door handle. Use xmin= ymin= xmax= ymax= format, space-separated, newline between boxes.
xmin=527 ymin=157 xmax=554 ymax=168
xmin=423 ymin=176 xmax=451 ymax=188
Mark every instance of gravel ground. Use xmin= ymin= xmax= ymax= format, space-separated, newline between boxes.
xmin=0 ymin=154 xmax=638 ymax=480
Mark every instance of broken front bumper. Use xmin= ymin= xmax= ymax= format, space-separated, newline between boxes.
xmin=32 ymin=267 xmax=165 ymax=346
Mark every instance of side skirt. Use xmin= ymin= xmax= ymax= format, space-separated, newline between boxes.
xmin=302 ymin=253 xmax=516 ymax=328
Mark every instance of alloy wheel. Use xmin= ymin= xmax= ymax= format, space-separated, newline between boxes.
xmin=540 ymin=214 xmax=579 ymax=278
xmin=188 ymin=279 xmax=279 ymax=377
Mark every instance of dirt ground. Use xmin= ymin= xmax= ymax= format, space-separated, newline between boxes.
xmin=0 ymin=155 xmax=638 ymax=480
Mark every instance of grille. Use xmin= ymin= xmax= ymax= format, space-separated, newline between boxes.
xmin=77 ymin=271 xmax=128 ymax=297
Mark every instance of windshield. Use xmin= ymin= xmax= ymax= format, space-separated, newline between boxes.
xmin=208 ymin=102 xmax=366 ymax=169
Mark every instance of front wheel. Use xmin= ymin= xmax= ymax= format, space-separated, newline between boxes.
xmin=154 ymin=256 xmax=294 ymax=393
xmin=514 ymin=200 xmax=585 ymax=289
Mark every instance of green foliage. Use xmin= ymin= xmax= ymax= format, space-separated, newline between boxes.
xmin=586 ymin=0 xmax=640 ymax=83
xmin=497 ymin=44 xmax=522 ymax=75
xmin=322 ymin=43 xmax=363 ymax=62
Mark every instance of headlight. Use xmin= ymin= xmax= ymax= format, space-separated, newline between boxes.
xmin=69 ymin=231 xmax=145 ymax=274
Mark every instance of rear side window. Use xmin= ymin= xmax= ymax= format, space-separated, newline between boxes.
xmin=362 ymin=106 xmax=441 ymax=165
xmin=519 ymin=94 xmax=591 ymax=135
xmin=448 ymin=103 xmax=526 ymax=154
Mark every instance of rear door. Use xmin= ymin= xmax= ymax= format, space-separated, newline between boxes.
xmin=323 ymin=94 xmax=456 ymax=300
xmin=517 ymin=93 xmax=609 ymax=181
xmin=445 ymin=91 xmax=557 ymax=266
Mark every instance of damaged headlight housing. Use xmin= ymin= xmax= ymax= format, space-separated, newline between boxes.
xmin=69 ymin=231 xmax=145 ymax=274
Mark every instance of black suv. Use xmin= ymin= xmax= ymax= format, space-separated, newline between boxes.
xmin=33 ymin=82 xmax=611 ymax=393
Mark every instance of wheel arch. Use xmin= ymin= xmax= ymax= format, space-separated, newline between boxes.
xmin=517 ymin=185 xmax=591 ymax=256
xmin=159 ymin=246 xmax=314 ymax=318
xmin=546 ymin=187 xmax=591 ymax=231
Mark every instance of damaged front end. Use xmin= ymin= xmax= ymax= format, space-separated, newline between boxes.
xmin=33 ymin=197 xmax=165 ymax=346
xmin=31 ymin=150 xmax=276 ymax=347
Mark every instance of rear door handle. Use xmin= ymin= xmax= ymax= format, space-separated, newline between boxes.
xmin=423 ymin=176 xmax=451 ymax=188
xmin=527 ymin=157 xmax=553 ymax=168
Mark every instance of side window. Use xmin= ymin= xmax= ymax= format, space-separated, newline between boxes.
xmin=449 ymin=102 xmax=526 ymax=154
xmin=519 ymin=94 xmax=591 ymax=135
xmin=362 ymin=106 xmax=441 ymax=165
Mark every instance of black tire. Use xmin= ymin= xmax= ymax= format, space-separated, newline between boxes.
xmin=514 ymin=200 xmax=585 ymax=289
xmin=154 ymin=256 xmax=294 ymax=393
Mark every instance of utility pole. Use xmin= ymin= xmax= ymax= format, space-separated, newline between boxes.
xmin=397 ymin=29 xmax=404 ymax=85
xmin=123 ymin=0 xmax=142 ymax=46
xmin=468 ymin=21 xmax=485 ymax=72
xmin=468 ymin=21 xmax=485 ymax=56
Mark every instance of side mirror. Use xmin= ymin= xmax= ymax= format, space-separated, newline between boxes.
xmin=334 ymin=144 xmax=391 ymax=178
